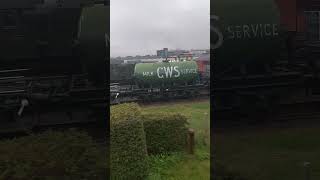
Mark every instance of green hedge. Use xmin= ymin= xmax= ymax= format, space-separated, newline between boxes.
xmin=142 ymin=112 xmax=189 ymax=154
xmin=0 ymin=129 xmax=107 ymax=180
xmin=110 ymin=103 xmax=141 ymax=123
xmin=110 ymin=103 xmax=149 ymax=180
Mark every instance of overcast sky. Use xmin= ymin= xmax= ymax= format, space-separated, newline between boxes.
xmin=110 ymin=0 xmax=210 ymax=57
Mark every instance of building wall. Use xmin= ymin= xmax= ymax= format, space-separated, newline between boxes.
xmin=275 ymin=0 xmax=297 ymax=31
xmin=275 ymin=0 xmax=320 ymax=34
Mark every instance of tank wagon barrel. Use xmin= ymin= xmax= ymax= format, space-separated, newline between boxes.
xmin=0 ymin=0 xmax=109 ymax=85
xmin=133 ymin=61 xmax=199 ymax=87
xmin=0 ymin=0 xmax=109 ymax=133
xmin=110 ymin=58 xmax=210 ymax=104
xmin=212 ymin=0 xmax=282 ymax=75
xmin=212 ymin=0 xmax=320 ymax=121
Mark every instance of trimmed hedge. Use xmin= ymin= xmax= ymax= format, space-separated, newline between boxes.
xmin=0 ymin=129 xmax=107 ymax=180
xmin=142 ymin=112 xmax=189 ymax=154
xmin=110 ymin=103 xmax=141 ymax=123
xmin=110 ymin=103 xmax=149 ymax=180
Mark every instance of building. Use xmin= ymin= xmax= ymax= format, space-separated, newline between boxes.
xmin=275 ymin=0 xmax=320 ymax=41
xmin=157 ymin=48 xmax=168 ymax=58
xmin=190 ymin=49 xmax=209 ymax=57
xmin=195 ymin=53 xmax=210 ymax=78
xmin=156 ymin=48 xmax=191 ymax=58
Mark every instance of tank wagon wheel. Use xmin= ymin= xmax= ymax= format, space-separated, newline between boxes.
xmin=184 ymin=90 xmax=190 ymax=97
xmin=163 ymin=90 xmax=173 ymax=100
xmin=189 ymin=90 xmax=197 ymax=99
xmin=146 ymin=94 xmax=153 ymax=103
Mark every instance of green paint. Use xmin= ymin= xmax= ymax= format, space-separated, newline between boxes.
xmin=213 ymin=0 xmax=282 ymax=67
xmin=134 ymin=61 xmax=199 ymax=86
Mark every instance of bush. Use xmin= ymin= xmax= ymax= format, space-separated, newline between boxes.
xmin=110 ymin=103 xmax=141 ymax=123
xmin=0 ymin=129 xmax=107 ymax=180
xmin=142 ymin=112 xmax=189 ymax=154
xmin=110 ymin=103 xmax=149 ymax=180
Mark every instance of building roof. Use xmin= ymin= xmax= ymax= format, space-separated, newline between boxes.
xmin=196 ymin=53 xmax=210 ymax=62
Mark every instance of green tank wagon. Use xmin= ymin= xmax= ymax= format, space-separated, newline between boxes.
xmin=134 ymin=61 xmax=199 ymax=87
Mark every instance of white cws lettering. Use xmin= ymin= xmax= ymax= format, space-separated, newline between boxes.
xmin=174 ymin=66 xmax=180 ymax=77
xmin=157 ymin=66 xmax=181 ymax=78
xmin=164 ymin=67 xmax=174 ymax=78
xmin=157 ymin=68 xmax=164 ymax=78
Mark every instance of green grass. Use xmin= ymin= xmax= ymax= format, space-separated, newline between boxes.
xmin=214 ymin=127 xmax=320 ymax=180
xmin=141 ymin=100 xmax=210 ymax=146
xmin=141 ymin=100 xmax=210 ymax=179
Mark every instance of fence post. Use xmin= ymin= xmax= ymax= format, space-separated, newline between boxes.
xmin=188 ymin=128 xmax=195 ymax=154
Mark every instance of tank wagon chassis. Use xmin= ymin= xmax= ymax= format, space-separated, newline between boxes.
xmin=0 ymin=69 xmax=106 ymax=133
xmin=111 ymin=83 xmax=209 ymax=105
xmin=213 ymin=48 xmax=320 ymax=122
xmin=211 ymin=0 xmax=320 ymax=123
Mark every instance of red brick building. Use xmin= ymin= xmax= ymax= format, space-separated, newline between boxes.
xmin=276 ymin=0 xmax=320 ymax=40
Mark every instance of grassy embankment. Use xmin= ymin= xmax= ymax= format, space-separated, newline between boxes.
xmin=215 ymin=125 xmax=320 ymax=180
xmin=141 ymin=100 xmax=210 ymax=180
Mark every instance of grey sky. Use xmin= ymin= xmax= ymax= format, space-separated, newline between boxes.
xmin=110 ymin=0 xmax=210 ymax=57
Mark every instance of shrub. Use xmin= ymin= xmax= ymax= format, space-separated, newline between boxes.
xmin=142 ymin=112 xmax=189 ymax=154
xmin=110 ymin=103 xmax=149 ymax=180
xmin=110 ymin=103 xmax=141 ymax=123
xmin=0 ymin=129 xmax=107 ymax=180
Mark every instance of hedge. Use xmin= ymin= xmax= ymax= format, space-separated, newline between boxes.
xmin=110 ymin=103 xmax=141 ymax=123
xmin=142 ymin=112 xmax=189 ymax=154
xmin=110 ymin=103 xmax=149 ymax=180
xmin=0 ymin=129 xmax=107 ymax=180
